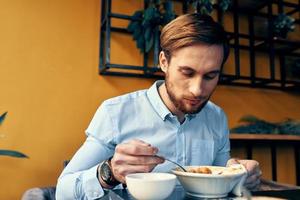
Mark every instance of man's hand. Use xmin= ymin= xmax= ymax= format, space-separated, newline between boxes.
xmin=227 ymin=158 xmax=262 ymax=190
xmin=110 ymin=139 xmax=164 ymax=183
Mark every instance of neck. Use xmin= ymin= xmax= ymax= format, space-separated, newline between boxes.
xmin=158 ymin=83 xmax=185 ymax=123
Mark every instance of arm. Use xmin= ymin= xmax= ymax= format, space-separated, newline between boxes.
xmin=56 ymin=103 xmax=116 ymax=200
xmin=55 ymin=136 xmax=114 ymax=200
xmin=55 ymin=103 xmax=164 ymax=199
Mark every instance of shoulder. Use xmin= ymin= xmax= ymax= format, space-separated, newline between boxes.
xmin=200 ymin=101 xmax=229 ymax=139
xmin=203 ymin=101 xmax=226 ymax=117
xmin=201 ymin=101 xmax=228 ymax=130
xmin=102 ymin=89 xmax=148 ymax=107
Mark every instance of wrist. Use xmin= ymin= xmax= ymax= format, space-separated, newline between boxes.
xmin=97 ymin=158 xmax=120 ymax=189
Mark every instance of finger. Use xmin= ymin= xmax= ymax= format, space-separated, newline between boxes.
xmin=245 ymin=178 xmax=261 ymax=191
xmin=113 ymin=154 xmax=164 ymax=165
xmin=245 ymin=174 xmax=261 ymax=184
xmin=116 ymin=143 xmax=158 ymax=156
xmin=129 ymin=139 xmax=152 ymax=147
xmin=226 ymin=158 xmax=240 ymax=166
xmin=235 ymin=160 xmax=260 ymax=176
xmin=128 ymin=140 xmax=160 ymax=154
xmin=247 ymin=166 xmax=262 ymax=178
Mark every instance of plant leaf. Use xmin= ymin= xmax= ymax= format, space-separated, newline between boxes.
xmin=0 ymin=112 xmax=8 ymax=125
xmin=127 ymin=21 xmax=139 ymax=33
xmin=133 ymin=26 xmax=142 ymax=40
xmin=145 ymin=33 xmax=154 ymax=53
xmin=137 ymin=34 xmax=145 ymax=53
xmin=0 ymin=149 xmax=28 ymax=158
xmin=144 ymin=26 xmax=152 ymax=41
xmin=219 ymin=0 xmax=231 ymax=11
xmin=144 ymin=7 xmax=155 ymax=22
xmin=131 ymin=10 xmax=143 ymax=20
xmin=163 ymin=1 xmax=173 ymax=13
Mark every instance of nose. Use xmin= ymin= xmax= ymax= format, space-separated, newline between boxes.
xmin=189 ymin=77 xmax=203 ymax=97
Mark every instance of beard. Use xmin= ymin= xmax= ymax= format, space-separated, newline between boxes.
xmin=165 ymin=74 xmax=209 ymax=115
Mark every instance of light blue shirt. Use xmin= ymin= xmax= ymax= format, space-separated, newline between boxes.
xmin=56 ymin=80 xmax=230 ymax=200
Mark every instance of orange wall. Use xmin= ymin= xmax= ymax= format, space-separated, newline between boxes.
xmin=0 ymin=0 xmax=299 ymax=199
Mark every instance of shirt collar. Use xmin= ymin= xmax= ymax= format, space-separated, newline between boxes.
xmin=147 ymin=80 xmax=171 ymax=121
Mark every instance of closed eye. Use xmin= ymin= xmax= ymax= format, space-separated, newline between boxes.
xmin=203 ymin=72 xmax=219 ymax=80
xmin=179 ymin=67 xmax=195 ymax=77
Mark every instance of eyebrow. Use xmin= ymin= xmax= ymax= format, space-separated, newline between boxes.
xmin=178 ymin=66 xmax=220 ymax=74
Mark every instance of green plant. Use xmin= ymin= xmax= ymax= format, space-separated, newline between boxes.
xmin=188 ymin=0 xmax=231 ymax=15
xmin=230 ymin=115 xmax=300 ymax=135
xmin=273 ymin=13 xmax=295 ymax=38
xmin=127 ymin=0 xmax=175 ymax=53
xmin=127 ymin=0 xmax=231 ymax=53
xmin=0 ymin=112 xmax=28 ymax=158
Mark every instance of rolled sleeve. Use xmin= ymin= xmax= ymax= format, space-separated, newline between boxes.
xmin=56 ymin=103 xmax=117 ymax=200
xmin=80 ymin=165 xmax=104 ymax=200
xmin=56 ymin=165 xmax=104 ymax=200
xmin=56 ymin=137 xmax=112 ymax=200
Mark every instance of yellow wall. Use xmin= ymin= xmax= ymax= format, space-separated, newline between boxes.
xmin=0 ymin=0 xmax=299 ymax=199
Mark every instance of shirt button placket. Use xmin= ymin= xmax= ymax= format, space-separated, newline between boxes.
xmin=176 ymin=125 xmax=184 ymax=166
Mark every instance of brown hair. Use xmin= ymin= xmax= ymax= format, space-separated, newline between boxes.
xmin=160 ymin=14 xmax=229 ymax=66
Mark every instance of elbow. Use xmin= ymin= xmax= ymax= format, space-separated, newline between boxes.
xmin=55 ymin=176 xmax=73 ymax=200
xmin=55 ymin=178 xmax=65 ymax=200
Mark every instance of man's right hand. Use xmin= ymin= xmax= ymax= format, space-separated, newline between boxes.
xmin=110 ymin=139 xmax=165 ymax=183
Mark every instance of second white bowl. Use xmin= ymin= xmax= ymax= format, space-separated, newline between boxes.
xmin=125 ymin=172 xmax=176 ymax=200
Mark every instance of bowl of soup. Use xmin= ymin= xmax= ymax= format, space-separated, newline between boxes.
xmin=172 ymin=164 xmax=247 ymax=198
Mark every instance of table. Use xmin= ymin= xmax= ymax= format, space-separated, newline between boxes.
xmin=101 ymin=179 xmax=300 ymax=200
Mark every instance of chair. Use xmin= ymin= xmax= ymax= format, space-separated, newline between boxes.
xmin=21 ymin=187 xmax=56 ymax=200
xmin=21 ymin=161 xmax=68 ymax=200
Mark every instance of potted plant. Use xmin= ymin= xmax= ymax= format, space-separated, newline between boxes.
xmin=273 ymin=13 xmax=295 ymax=38
xmin=255 ymin=13 xmax=296 ymax=38
xmin=188 ymin=0 xmax=231 ymax=15
xmin=127 ymin=0 xmax=175 ymax=53
xmin=127 ymin=0 xmax=231 ymax=53
xmin=230 ymin=115 xmax=300 ymax=135
xmin=0 ymin=112 xmax=28 ymax=158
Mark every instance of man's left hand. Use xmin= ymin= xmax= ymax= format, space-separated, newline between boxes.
xmin=227 ymin=158 xmax=262 ymax=190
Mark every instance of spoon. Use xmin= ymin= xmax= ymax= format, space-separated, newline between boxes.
xmin=156 ymin=155 xmax=187 ymax=172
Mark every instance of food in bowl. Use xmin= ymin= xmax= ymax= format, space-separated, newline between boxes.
xmin=125 ymin=172 xmax=176 ymax=200
xmin=187 ymin=164 xmax=245 ymax=175
xmin=172 ymin=164 xmax=247 ymax=198
xmin=187 ymin=166 xmax=212 ymax=174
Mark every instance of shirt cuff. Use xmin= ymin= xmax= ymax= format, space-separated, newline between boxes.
xmin=82 ymin=165 xmax=105 ymax=200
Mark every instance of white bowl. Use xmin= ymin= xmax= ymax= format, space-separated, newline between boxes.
xmin=172 ymin=165 xmax=247 ymax=198
xmin=125 ymin=172 xmax=176 ymax=200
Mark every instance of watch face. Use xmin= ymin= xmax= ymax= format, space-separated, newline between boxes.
xmin=100 ymin=161 xmax=112 ymax=182
xmin=100 ymin=160 xmax=120 ymax=187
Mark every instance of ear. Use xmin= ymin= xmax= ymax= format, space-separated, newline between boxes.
xmin=159 ymin=51 xmax=169 ymax=73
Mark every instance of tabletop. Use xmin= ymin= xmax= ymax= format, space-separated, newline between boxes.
xmin=100 ymin=179 xmax=300 ymax=200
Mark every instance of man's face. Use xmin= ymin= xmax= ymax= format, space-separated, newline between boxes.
xmin=160 ymin=43 xmax=224 ymax=115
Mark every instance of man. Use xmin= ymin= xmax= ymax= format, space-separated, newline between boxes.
xmin=56 ymin=14 xmax=261 ymax=200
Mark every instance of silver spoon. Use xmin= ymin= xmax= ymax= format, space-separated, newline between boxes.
xmin=156 ymin=155 xmax=187 ymax=172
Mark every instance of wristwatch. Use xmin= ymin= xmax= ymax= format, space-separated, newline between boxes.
xmin=98 ymin=158 xmax=120 ymax=188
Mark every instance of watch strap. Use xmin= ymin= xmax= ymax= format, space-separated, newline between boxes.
xmin=98 ymin=157 xmax=120 ymax=188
